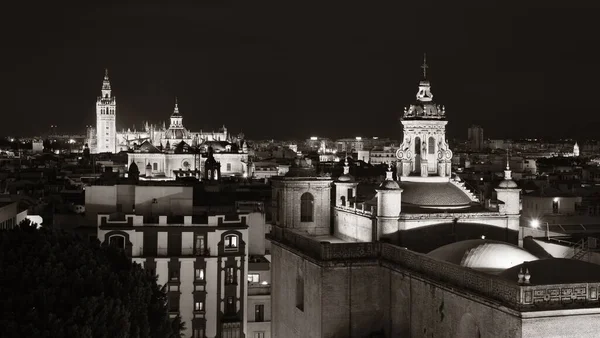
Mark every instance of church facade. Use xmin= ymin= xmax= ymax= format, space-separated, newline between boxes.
xmin=269 ymin=69 xmax=600 ymax=337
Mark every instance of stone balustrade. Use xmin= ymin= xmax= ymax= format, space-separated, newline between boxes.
xmin=335 ymin=202 xmax=376 ymax=216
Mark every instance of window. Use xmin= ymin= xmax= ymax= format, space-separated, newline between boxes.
xmin=414 ymin=137 xmax=421 ymax=155
xmin=195 ymin=268 xmax=205 ymax=281
xmin=226 ymin=267 xmax=235 ymax=284
xmin=254 ymin=333 xmax=265 ymax=338
xmin=300 ymin=193 xmax=314 ymax=222
xmin=195 ymin=235 xmax=205 ymax=255
xmin=193 ymin=328 xmax=205 ymax=338
xmin=153 ymin=163 xmax=157 ymax=171
xmin=255 ymin=304 xmax=264 ymax=322
xmin=194 ymin=301 xmax=204 ymax=312
xmin=227 ymin=163 xmax=232 ymax=171
xmin=169 ymin=269 xmax=179 ymax=281
xmin=428 ymin=137 xmax=435 ymax=154
xmin=553 ymin=199 xmax=559 ymax=213
xmin=226 ymin=296 xmax=236 ymax=314
xmin=168 ymin=292 xmax=180 ymax=312
xmin=248 ymin=273 xmax=260 ymax=283
xmin=224 ymin=234 xmax=238 ymax=251
xmin=108 ymin=235 xmax=125 ymax=249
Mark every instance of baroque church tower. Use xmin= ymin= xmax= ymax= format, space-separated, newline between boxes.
xmin=396 ymin=54 xmax=452 ymax=177
xmin=96 ymin=69 xmax=117 ymax=153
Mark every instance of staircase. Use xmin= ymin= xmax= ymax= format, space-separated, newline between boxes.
xmin=450 ymin=178 xmax=480 ymax=203
xmin=571 ymin=237 xmax=597 ymax=261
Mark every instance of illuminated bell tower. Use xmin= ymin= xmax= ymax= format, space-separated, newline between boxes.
xmin=396 ymin=55 xmax=452 ymax=178
xmin=96 ymin=69 xmax=117 ymax=153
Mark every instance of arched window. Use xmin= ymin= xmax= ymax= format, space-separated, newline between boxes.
xmin=109 ymin=235 xmax=125 ymax=249
xmin=414 ymin=137 xmax=421 ymax=155
xmin=300 ymin=193 xmax=314 ymax=222
xmin=428 ymin=137 xmax=436 ymax=154
xmin=224 ymin=234 xmax=238 ymax=251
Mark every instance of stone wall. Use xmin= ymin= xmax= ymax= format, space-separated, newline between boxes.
xmin=270 ymin=227 xmax=600 ymax=338
xmin=333 ymin=207 xmax=375 ymax=242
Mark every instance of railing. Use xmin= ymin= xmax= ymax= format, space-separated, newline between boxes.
xmin=248 ymin=284 xmax=271 ymax=296
xmin=138 ymin=247 xmax=211 ymax=257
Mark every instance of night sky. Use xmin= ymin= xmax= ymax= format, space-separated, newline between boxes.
xmin=3 ymin=2 xmax=600 ymax=140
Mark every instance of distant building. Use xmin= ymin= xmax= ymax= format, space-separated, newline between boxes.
xmin=468 ymin=125 xmax=484 ymax=151
xmin=89 ymin=70 xmax=240 ymax=154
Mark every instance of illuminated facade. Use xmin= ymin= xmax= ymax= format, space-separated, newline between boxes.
xmin=90 ymin=183 xmax=254 ymax=338
xmin=88 ymin=70 xmax=236 ymax=154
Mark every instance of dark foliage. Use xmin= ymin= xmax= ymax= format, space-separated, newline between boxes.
xmin=0 ymin=220 xmax=184 ymax=338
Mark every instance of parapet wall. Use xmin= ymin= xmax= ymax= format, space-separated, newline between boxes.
xmin=269 ymin=226 xmax=600 ymax=311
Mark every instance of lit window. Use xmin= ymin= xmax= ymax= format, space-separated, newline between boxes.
xmin=195 ymin=268 xmax=204 ymax=281
xmin=248 ymin=273 xmax=260 ymax=283
xmin=224 ymin=234 xmax=238 ymax=251
xmin=226 ymin=267 xmax=235 ymax=284
xmin=194 ymin=301 xmax=204 ymax=312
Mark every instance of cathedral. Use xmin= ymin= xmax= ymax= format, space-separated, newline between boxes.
xmin=269 ymin=63 xmax=600 ymax=337
xmin=87 ymin=70 xmax=249 ymax=179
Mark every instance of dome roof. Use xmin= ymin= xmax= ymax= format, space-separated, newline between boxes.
xmin=399 ymin=181 xmax=473 ymax=208
xmin=379 ymin=179 xmax=400 ymax=190
xmin=498 ymin=179 xmax=518 ymax=189
xmin=428 ymin=239 xmax=539 ymax=273
xmin=500 ymin=258 xmax=600 ymax=285
xmin=165 ymin=128 xmax=188 ymax=140
xmin=338 ymin=173 xmax=354 ymax=182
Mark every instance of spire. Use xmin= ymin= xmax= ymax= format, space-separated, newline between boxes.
xmin=102 ymin=68 xmax=111 ymax=90
xmin=421 ymin=53 xmax=428 ymax=79
xmin=343 ymin=158 xmax=350 ymax=175
xmin=173 ymin=97 xmax=180 ymax=115
xmin=386 ymin=163 xmax=394 ymax=180
xmin=504 ymin=149 xmax=512 ymax=180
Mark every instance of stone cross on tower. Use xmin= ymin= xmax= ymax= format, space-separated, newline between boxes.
xmin=421 ymin=53 xmax=428 ymax=79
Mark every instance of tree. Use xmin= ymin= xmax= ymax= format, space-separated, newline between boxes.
xmin=0 ymin=220 xmax=184 ymax=338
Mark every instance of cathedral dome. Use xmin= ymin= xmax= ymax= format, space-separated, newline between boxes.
xmin=428 ymin=239 xmax=539 ymax=273
xmin=165 ymin=128 xmax=188 ymax=140
xmin=399 ymin=181 xmax=473 ymax=209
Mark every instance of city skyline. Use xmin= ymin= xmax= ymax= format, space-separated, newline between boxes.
xmin=4 ymin=3 xmax=600 ymax=139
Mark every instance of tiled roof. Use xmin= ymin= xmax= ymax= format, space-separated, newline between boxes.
xmin=399 ymin=181 xmax=473 ymax=207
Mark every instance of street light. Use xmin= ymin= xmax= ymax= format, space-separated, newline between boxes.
xmin=530 ymin=218 xmax=550 ymax=241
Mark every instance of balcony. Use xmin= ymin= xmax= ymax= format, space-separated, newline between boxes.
xmin=138 ymin=247 xmax=211 ymax=257
xmin=248 ymin=283 xmax=271 ymax=296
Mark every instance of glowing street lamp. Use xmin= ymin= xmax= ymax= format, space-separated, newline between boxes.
xmin=530 ymin=218 xmax=549 ymax=240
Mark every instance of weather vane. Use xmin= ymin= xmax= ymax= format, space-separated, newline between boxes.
xmin=421 ymin=53 xmax=428 ymax=79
